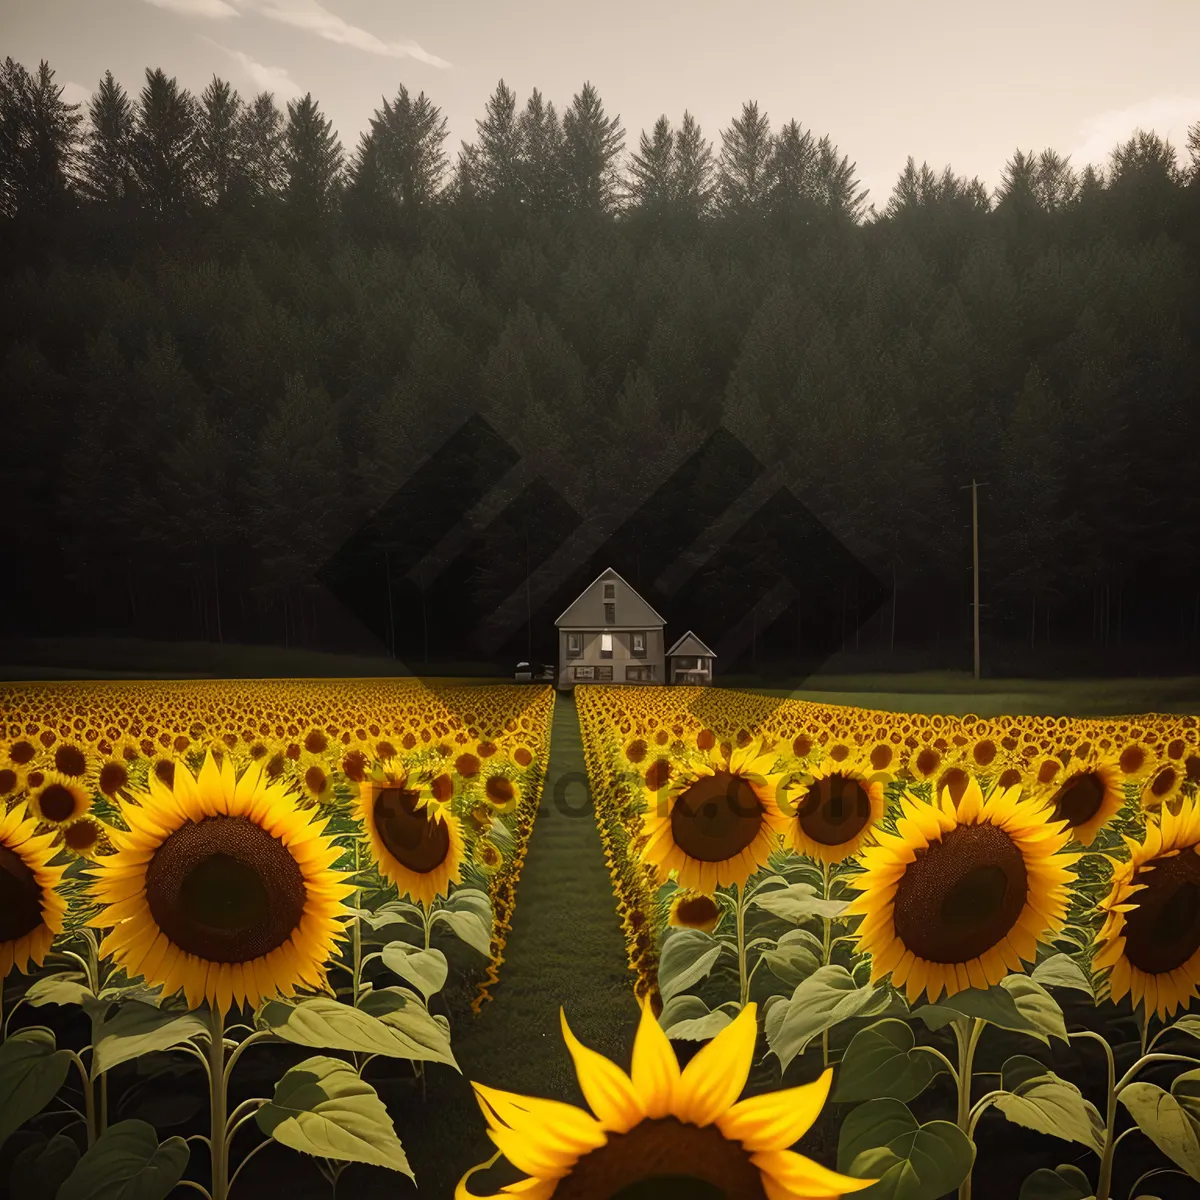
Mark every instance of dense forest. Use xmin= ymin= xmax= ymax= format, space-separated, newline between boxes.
xmin=1 ymin=56 xmax=1199 ymax=676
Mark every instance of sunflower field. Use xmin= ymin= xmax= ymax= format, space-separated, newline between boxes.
xmin=572 ymin=685 xmax=1200 ymax=1200
xmin=0 ymin=678 xmax=553 ymax=1199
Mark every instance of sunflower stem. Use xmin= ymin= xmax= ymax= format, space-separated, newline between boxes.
xmin=66 ymin=1052 xmax=96 ymax=1148
xmin=207 ymin=1005 xmax=228 ymax=1200
xmin=351 ymin=839 xmax=363 ymax=1008
xmin=820 ymin=860 xmax=834 ymax=1068
xmin=954 ymin=1017 xmax=983 ymax=1200
xmin=736 ymin=883 xmax=749 ymax=1009
xmin=1071 ymin=1030 xmax=1117 ymax=1200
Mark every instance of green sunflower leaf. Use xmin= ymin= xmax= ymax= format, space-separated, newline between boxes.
xmin=21 ymin=971 xmax=100 ymax=1012
xmin=443 ymin=887 xmax=494 ymax=925
xmin=1031 ymin=954 xmax=1096 ymax=998
xmin=768 ymin=966 xmax=892 ymax=1071
xmin=256 ymin=1055 xmax=413 ymax=1177
xmin=261 ymin=994 xmax=457 ymax=1068
xmin=658 ymin=995 xmax=733 ymax=1041
xmin=912 ymin=977 xmax=1060 ymax=1042
xmin=1018 ymin=1164 xmax=1095 ymax=1200
xmin=992 ymin=1056 xmax=1106 ymax=1153
xmin=429 ymin=907 xmax=493 ymax=957
xmin=834 ymin=1019 xmax=946 ymax=1104
xmin=56 ymin=1120 xmax=189 ymax=1200
xmin=0 ymin=1027 xmax=73 ymax=1150
xmin=9 ymin=1133 xmax=79 ymax=1200
xmin=1118 ymin=1082 xmax=1200 ymax=1180
xmin=1001 ymin=976 xmax=1069 ymax=1043
xmin=837 ymin=1098 xmax=975 ymax=1199
xmin=91 ymin=1002 xmax=208 ymax=1076
xmin=379 ymin=942 xmax=449 ymax=1001
xmin=657 ymin=929 xmax=726 ymax=1003
xmin=751 ymin=882 xmax=850 ymax=923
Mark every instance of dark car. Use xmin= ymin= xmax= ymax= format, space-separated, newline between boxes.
xmin=514 ymin=662 xmax=554 ymax=681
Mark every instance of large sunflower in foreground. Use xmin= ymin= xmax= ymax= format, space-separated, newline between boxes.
xmin=87 ymin=753 xmax=354 ymax=1014
xmin=638 ymin=742 xmax=790 ymax=894
xmin=353 ymin=761 xmax=465 ymax=907
xmin=1094 ymin=796 xmax=1200 ymax=1019
xmin=456 ymin=1000 xmax=874 ymax=1200
xmin=1032 ymin=759 xmax=1125 ymax=847
xmin=0 ymin=802 xmax=68 ymax=978
xmin=785 ymin=759 xmax=888 ymax=864
xmin=847 ymin=779 xmax=1079 ymax=1003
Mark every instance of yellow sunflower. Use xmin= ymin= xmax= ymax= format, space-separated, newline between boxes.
xmin=1033 ymin=759 xmax=1125 ymax=846
xmin=1143 ymin=762 xmax=1185 ymax=812
xmin=785 ymin=759 xmax=888 ymax=864
xmin=638 ymin=742 xmax=790 ymax=894
xmin=354 ymin=761 xmax=465 ymax=907
xmin=1094 ymin=796 xmax=1200 ymax=1020
xmin=848 ymin=778 xmax=1079 ymax=1004
xmin=0 ymin=802 xmax=68 ymax=978
xmin=668 ymin=891 xmax=722 ymax=934
xmin=27 ymin=772 xmax=92 ymax=826
xmin=457 ymin=1000 xmax=874 ymax=1200
xmin=87 ymin=752 xmax=354 ymax=1015
xmin=60 ymin=815 xmax=109 ymax=861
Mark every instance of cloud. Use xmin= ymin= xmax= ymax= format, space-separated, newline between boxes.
xmin=255 ymin=0 xmax=451 ymax=67
xmin=202 ymin=37 xmax=305 ymax=100
xmin=60 ymin=81 xmax=93 ymax=109
xmin=1070 ymin=94 xmax=1200 ymax=168
xmin=143 ymin=0 xmax=240 ymax=17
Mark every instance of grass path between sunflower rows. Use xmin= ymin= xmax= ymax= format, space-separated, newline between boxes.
xmin=398 ymin=691 xmax=640 ymax=1196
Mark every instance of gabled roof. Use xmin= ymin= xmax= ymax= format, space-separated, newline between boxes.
xmin=666 ymin=630 xmax=717 ymax=658
xmin=554 ymin=566 xmax=665 ymax=628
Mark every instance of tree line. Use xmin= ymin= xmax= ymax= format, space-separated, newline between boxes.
xmin=2 ymin=56 xmax=1199 ymax=674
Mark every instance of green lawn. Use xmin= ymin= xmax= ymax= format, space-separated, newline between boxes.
xmin=740 ymin=671 xmax=1200 ymax=716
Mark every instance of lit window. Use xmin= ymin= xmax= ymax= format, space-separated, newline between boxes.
xmin=600 ymin=633 xmax=613 ymax=658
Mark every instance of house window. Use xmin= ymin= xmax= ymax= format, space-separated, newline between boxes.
xmin=566 ymin=633 xmax=582 ymax=656
xmin=597 ymin=665 xmax=613 ymax=681
xmin=604 ymin=602 xmax=615 ymax=624
xmin=574 ymin=665 xmax=595 ymax=680
xmin=631 ymin=632 xmax=646 ymax=658
xmin=603 ymin=583 xmax=615 ymax=598
xmin=600 ymin=633 xmax=613 ymax=658
xmin=626 ymin=665 xmax=655 ymax=682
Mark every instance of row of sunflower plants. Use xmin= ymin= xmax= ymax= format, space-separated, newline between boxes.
xmin=575 ymin=684 xmax=1200 ymax=1200
xmin=0 ymin=679 xmax=554 ymax=1198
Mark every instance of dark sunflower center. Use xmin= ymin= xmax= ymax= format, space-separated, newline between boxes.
xmin=39 ymin=783 xmax=80 ymax=823
xmin=796 ymin=775 xmax=872 ymax=846
xmin=0 ymin=844 xmax=44 ymax=942
xmin=373 ymin=788 xmax=450 ymax=874
xmin=554 ymin=1118 xmax=765 ymax=1200
xmin=1050 ymin=773 xmax=1105 ymax=827
xmin=1122 ymin=849 xmax=1200 ymax=975
xmin=675 ymin=895 xmax=720 ymax=927
xmin=892 ymin=822 xmax=1029 ymax=964
xmin=145 ymin=816 xmax=307 ymax=963
xmin=670 ymin=772 xmax=764 ymax=863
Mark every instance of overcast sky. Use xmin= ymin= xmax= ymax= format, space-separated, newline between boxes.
xmin=6 ymin=0 xmax=1199 ymax=208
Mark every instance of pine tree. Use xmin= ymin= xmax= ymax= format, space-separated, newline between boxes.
xmin=717 ymin=101 xmax=772 ymax=218
xmin=244 ymin=372 xmax=345 ymax=637
xmin=236 ymin=92 xmax=286 ymax=205
xmin=0 ymin=58 xmax=83 ymax=218
xmin=559 ymin=82 xmax=624 ymax=214
xmin=473 ymin=79 xmax=525 ymax=209
xmin=129 ymin=68 xmax=199 ymax=216
xmin=517 ymin=88 xmax=564 ymax=213
xmin=765 ymin=118 xmax=819 ymax=223
xmin=195 ymin=76 xmax=243 ymax=207
xmin=673 ymin=111 xmax=716 ymax=220
xmin=77 ymin=71 xmax=136 ymax=204
xmin=627 ymin=115 xmax=675 ymax=217
xmin=368 ymin=84 xmax=449 ymax=213
xmin=283 ymin=93 xmax=343 ymax=223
